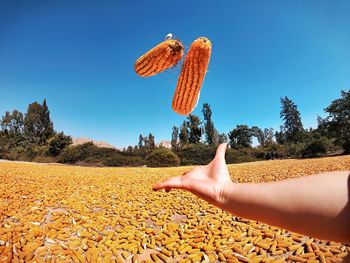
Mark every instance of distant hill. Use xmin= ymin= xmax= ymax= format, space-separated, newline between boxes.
xmin=72 ymin=137 xmax=116 ymax=149
xmin=72 ymin=137 xmax=171 ymax=150
xmin=156 ymin=140 xmax=172 ymax=149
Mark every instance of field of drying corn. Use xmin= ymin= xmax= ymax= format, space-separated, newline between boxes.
xmin=1 ymin=156 xmax=350 ymax=263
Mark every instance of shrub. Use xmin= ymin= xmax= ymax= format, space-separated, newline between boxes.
xmin=264 ymin=143 xmax=289 ymax=159
xmin=102 ymin=155 xmax=145 ymax=167
xmin=58 ymin=142 xmax=97 ymax=163
xmin=225 ymin=148 xmax=261 ymax=164
xmin=146 ymin=148 xmax=180 ymax=167
xmin=47 ymin=132 xmax=72 ymax=156
xmin=175 ymin=144 xmax=215 ymax=165
xmin=301 ymin=137 xmax=334 ymax=157
xmin=0 ymin=150 xmax=14 ymax=160
xmin=58 ymin=142 xmax=146 ymax=167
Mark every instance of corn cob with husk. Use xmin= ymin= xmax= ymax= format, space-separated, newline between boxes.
xmin=172 ymin=37 xmax=212 ymax=115
xmin=134 ymin=39 xmax=184 ymax=77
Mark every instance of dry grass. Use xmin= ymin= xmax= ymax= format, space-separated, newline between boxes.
xmin=0 ymin=156 xmax=350 ymax=262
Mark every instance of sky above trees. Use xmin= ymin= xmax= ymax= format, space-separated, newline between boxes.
xmin=0 ymin=1 xmax=349 ymax=148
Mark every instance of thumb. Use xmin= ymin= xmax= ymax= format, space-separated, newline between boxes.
xmin=214 ymin=143 xmax=228 ymax=161
xmin=152 ymin=176 xmax=186 ymax=191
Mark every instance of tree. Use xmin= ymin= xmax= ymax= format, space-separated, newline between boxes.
xmin=138 ymin=134 xmax=144 ymax=148
xmin=42 ymin=99 xmax=54 ymax=140
xmin=24 ymin=100 xmax=54 ymax=144
xmin=126 ymin=146 xmax=133 ymax=153
xmin=1 ymin=110 xmax=24 ymax=134
xmin=171 ymin=126 xmax=179 ymax=150
xmin=316 ymin=116 xmax=330 ymax=137
xmin=218 ymin=133 xmax=228 ymax=144
xmin=264 ymin=128 xmax=274 ymax=144
xmin=251 ymin=126 xmax=265 ymax=147
xmin=187 ymin=114 xmax=202 ymax=144
xmin=148 ymin=133 xmax=155 ymax=149
xmin=251 ymin=126 xmax=274 ymax=147
xmin=179 ymin=121 xmax=189 ymax=146
xmin=228 ymin=125 xmax=252 ymax=148
xmin=0 ymin=110 xmax=25 ymax=149
xmin=324 ymin=90 xmax=350 ymax=153
xmin=202 ymin=103 xmax=216 ymax=145
xmin=47 ymin=132 xmax=72 ymax=156
xmin=212 ymin=129 xmax=219 ymax=146
xmin=275 ymin=127 xmax=287 ymax=145
xmin=143 ymin=136 xmax=150 ymax=148
xmin=140 ymin=133 xmax=155 ymax=149
xmin=279 ymin=97 xmax=304 ymax=143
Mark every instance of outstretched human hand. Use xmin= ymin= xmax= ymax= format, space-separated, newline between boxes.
xmin=153 ymin=143 xmax=234 ymax=208
xmin=153 ymin=144 xmax=350 ymax=243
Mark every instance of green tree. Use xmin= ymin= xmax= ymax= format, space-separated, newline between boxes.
xmin=126 ymin=146 xmax=133 ymax=153
xmin=24 ymin=100 xmax=54 ymax=144
xmin=47 ymin=132 xmax=72 ymax=156
xmin=264 ymin=128 xmax=274 ymax=144
xmin=275 ymin=126 xmax=287 ymax=145
xmin=141 ymin=133 xmax=155 ymax=149
xmin=324 ymin=90 xmax=350 ymax=153
xmin=218 ymin=132 xmax=228 ymax=144
xmin=138 ymin=134 xmax=144 ymax=148
xmin=42 ymin=99 xmax=54 ymax=140
xmin=187 ymin=114 xmax=202 ymax=144
xmin=228 ymin=125 xmax=252 ymax=148
xmin=202 ymin=103 xmax=216 ymax=145
xmin=171 ymin=126 xmax=179 ymax=150
xmin=148 ymin=133 xmax=155 ymax=149
xmin=251 ymin=126 xmax=265 ymax=147
xmin=0 ymin=110 xmax=25 ymax=149
xmin=179 ymin=121 xmax=189 ymax=146
xmin=251 ymin=126 xmax=274 ymax=147
xmin=1 ymin=110 xmax=24 ymax=134
xmin=316 ymin=116 xmax=329 ymax=137
xmin=279 ymin=97 xmax=304 ymax=143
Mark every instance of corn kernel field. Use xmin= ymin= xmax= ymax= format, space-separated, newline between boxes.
xmin=1 ymin=156 xmax=350 ymax=262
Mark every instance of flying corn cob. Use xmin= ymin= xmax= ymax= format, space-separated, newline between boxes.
xmin=135 ymin=39 xmax=184 ymax=77
xmin=172 ymin=37 xmax=212 ymax=115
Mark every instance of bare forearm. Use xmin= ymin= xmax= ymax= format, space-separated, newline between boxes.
xmin=221 ymin=171 xmax=350 ymax=243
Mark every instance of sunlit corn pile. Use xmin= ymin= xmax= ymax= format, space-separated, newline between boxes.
xmin=1 ymin=156 xmax=350 ymax=263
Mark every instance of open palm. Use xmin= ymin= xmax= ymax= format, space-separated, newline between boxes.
xmin=153 ymin=143 xmax=233 ymax=207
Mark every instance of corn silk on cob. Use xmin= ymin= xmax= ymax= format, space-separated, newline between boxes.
xmin=172 ymin=37 xmax=212 ymax=115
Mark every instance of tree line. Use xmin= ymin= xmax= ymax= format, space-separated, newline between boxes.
xmin=1 ymin=90 xmax=349 ymax=166
xmin=0 ymin=100 xmax=72 ymax=162
xmin=165 ymin=91 xmax=349 ymax=159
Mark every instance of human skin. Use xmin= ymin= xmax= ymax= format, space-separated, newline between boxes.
xmin=153 ymin=143 xmax=350 ymax=243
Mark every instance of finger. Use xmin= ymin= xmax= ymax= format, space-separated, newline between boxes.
xmin=181 ymin=171 xmax=189 ymax=176
xmin=214 ymin=143 xmax=227 ymax=161
xmin=152 ymin=176 xmax=186 ymax=191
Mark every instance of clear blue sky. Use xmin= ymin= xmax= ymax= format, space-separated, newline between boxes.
xmin=0 ymin=1 xmax=349 ymax=148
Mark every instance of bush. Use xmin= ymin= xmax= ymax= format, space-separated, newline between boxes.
xmin=47 ymin=132 xmax=72 ymax=156
xmin=58 ymin=142 xmax=100 ymax=164
xmin=58 ymin=142 xmax=147 ymax=167
xmin=301 ymin=137 xmax=334 ymax=157
xmin=226 ymin=148 xmax=263 ymax=164
xmin=0 ymin=150 xmax=13 ymax=160
xmin=146 ymin=148 xmax=180 ymax=167
xmin=8 ymin=146 xmax=37 ymax=162
xmin=102 ymin=155 xmax=145 ymax=167
xmin=175 ymin=144 xmax=215 ymax=165
xmin=286 ymin=143 xmax=305 ymax=158
xmin=263 ymin=143 xmax=289 ymax=159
